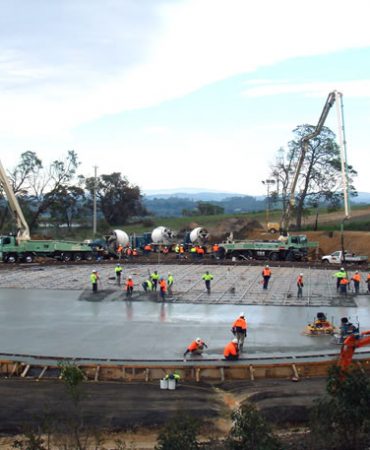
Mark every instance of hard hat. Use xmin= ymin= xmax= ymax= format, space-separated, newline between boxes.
xmin=341 ymin=267 xmax=344 ymax=271
xmin=196 ymin=338 xmax=201 ymax=343
xmin=232 ymin=338 xmax=238 ymax=344
xmin=240 ymin=312 xmax=245 ymax=317
xmin=116 ymin=263 xmax=121 ymax=266
xmin=355 ymin=270 xmax=359 ymax=273
xmin=265 ymin=265 xmax=269 ymax=268
xmin=168 ymin=272 xmax=172 ymax=275
xmin=128 ymin=276 xmax=132 ymax=279
xmin=300 ymin=273 xmax=303 ymax=276
xmin=92 ymin=270 xmax=97 ymax=273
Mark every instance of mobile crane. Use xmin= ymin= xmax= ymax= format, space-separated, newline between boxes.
xmin=0 ymin=159 xmax=93 ymax=263
xmin=281 ymin=90 xmax=350 ymax=234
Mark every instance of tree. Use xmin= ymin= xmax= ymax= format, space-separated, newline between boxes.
xmin=309 ymin=365 xmax=370 ymax=450
xmin=197 ymin=202 xmax=224 ymax=216
xmin=226 ymin=403 xmax=282 ymax=450
xmin=270 ymin=126 xmax=357 ymax=230
xmin=155 ymin=413 xmax=200 ymax=450
xmin=48 ymin=184 xmax=87 ymax=230
xmin=85 ymin=172 xmax=147 ymax=226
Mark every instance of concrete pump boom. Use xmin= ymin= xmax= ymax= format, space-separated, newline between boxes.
xmin=282 ymin=91 xmax=349 ymax=233
xmin=0 ymin=160 xmax=31 ymax=242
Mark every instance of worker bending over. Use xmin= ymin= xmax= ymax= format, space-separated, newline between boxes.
xmin=142 ymin=279 xmax=153 ymax=292
xmin=183 ymin=338 xmax=208 ymax=359
xmin=231 ymin=313 xmax=247 ymax=351
xmin=224 ymin=338 xmax=239 ymax=361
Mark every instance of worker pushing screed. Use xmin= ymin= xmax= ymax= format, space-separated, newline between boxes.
xmin=183 ymin=337 xmax=208 ymax=360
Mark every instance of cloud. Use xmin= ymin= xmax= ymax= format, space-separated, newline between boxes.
xmin=242 ymin=80 xmax=370 ymax=98
xmin=0 ymin=0 xmax=370 ymax=140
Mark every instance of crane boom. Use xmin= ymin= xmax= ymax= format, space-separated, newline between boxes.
xmin=0 ymin=160 xmax=30 ymax=242
xmin=282 ymin=91 xmax=349 ymax=233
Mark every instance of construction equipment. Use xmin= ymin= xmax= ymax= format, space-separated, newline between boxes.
xmin=0 ymin=160 xmax=93 ymax=263
xmin=219 ymin=234 xmax=317 ymax=261
xmin=151 ymin=226 xmax=176 ymax=245
xmin=339 ymin=331 xmax=370 ymax=370
xmin=282 ymin=91 xmax=350 ymax=234
xmin=303 ymin=312 xmax=337 ymax=336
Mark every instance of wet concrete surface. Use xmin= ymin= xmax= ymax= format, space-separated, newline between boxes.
xmin=1 ymin=267 xmax=370 ymax=360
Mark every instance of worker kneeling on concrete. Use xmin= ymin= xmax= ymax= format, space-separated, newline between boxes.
xmin=183 ymin=337 xmax=208 ymax=359
xmin=224 ymin=338 xmax=239 ymax=361
xmin=231 ymin=312 xmax=247 ymax=352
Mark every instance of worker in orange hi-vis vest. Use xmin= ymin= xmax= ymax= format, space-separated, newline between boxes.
xmin=262 ymin=265 xmax=272 ymax=290
xmin=125 ymin=276 xmax=134 ymax=298
xmin=297 ymin=273 xmax=304 ymax=298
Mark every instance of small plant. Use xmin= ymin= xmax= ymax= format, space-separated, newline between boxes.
xmin=155 ymin=413 xmax=200 ymax=450
xmin=226 ymin=403 xmax=282 ymax=450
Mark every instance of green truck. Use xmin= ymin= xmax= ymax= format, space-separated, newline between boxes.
xmin=0 ymin=159 xmax=93 ymax=263
xmin=219 ymin=235 xmax=318 ymax=261
xmin=0 ymin=235 xmax=93 ymax=263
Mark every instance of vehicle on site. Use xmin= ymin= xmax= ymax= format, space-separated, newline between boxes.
xmin=303 ymin=312 xmax=337 ymax=336
xmin=218 ymin=234 xmax=318 ymax=261
xmin=267 ymin=222 xmax=280 ymax=234
xmin=321 ymin=250 xmax=368 ymax=265
xmin=0 ymin=160 xmax=93 ymax=263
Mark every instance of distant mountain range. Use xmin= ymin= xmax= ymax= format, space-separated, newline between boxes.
xmin=143 ymin=189 xmax=370 ymax=204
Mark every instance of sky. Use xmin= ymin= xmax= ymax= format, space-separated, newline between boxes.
xmin=1 ymin=0 xmax=370 ymax=196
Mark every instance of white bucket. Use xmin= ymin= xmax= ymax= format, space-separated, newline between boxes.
xmin=168 ymin=378 xmax=176 ymax=390
xmin=160 ymin=379 xmax=168 ymax=389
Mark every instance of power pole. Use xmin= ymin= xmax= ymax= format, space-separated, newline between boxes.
xmin=93 ymin=166 xmax=98 ymax=236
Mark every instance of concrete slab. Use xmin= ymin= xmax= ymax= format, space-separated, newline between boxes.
xmin=1 ymin=282 xmax=370 ymax=361
xmin=0 ymin=263 xmax=364 ymax=306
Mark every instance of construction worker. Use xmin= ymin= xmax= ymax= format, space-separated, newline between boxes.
xmin=162 ymin=246 xmax=169 ymax=256
xmin=142 ymin=279 xmax=153 ymax=292
xmin=183 ymin=337 xmax=208 ymax=359
xmin=125 ymin=276 xmax=134 ymax=298
xmin=132 ymin=248 xmax=138 ymax=257
xmin=334 ymin=267 xmax=347 ymax=291
xmin=115 ymin=263 xmax=123 ymax=286
xmin=159 ymin=278 xmax=167 ymax=300
xmin=339 ymin=317 xmax=359 ymax=343
xmin=197 ymin=246 xmax=205 ymax=258
xmin=224 ymin=338 xmax=239 ymax=361
xmin=297 ymin=273 xmax=304 ymax=298
xmin=212 ymin=243 xmax=220 ymax=258
xmin=179 ymin=244 xmax=185 ymax=259
xmin=175 ymin=244 xmax=180 ymax=259
xmin=202 ymin=271 xmax=214 ymax=294
xmin=231 ymin=313 xmax=247 ymax=351
xmin=90 ymin=269 xmax=99 ymax=293
xmin=367 ymin=272 xmax=370 ymax=293
xmin=262 ymin=265 xmax=272 ymax=290
xmin=167 ymin=272 xmax=174 ymax=295
xmin=190 ymin=245 xmax=197 ymax=260
xmin=143 ymin=243 xmax=152 ymax=256
xmin=351 ymin=271 xmax=361 ymax=294
xmin=117 ymin=245 xmax=123 ymax=260
xmin=339 ymin=277 xmax=349 ymax=296
xmin=150 ymin=270 xmax=160 ymax=291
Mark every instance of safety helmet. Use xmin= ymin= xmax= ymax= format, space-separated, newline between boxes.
xmin=300 ymin=273 xmax=303 ymax=276
xmin=232 ymin=338 xmax=238 ymax=344
xmin=128 ymin=276 xmax=132 ymax=279
xmin=265 ymin=265 xmax=269 ymax=268
xmin=196 ymin=338 xmax=201 ymax=343
xmin=240 ymin=312 xmax=245 ymax=317
xmin=341 ymin=267 xmax=344 ymax=271
xmin=116 ymin=263 xmax=121 ymax=266
xmin=92 ymin=270 xmax=97 ymax=273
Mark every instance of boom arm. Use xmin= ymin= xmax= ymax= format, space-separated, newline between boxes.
xmin=0 ymin=160 xmax=30 ymax=241
xmin=282 ymin=91 xmax=338 ymax=233
xmin=339 ymin=331 xmax=370 ymax=371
